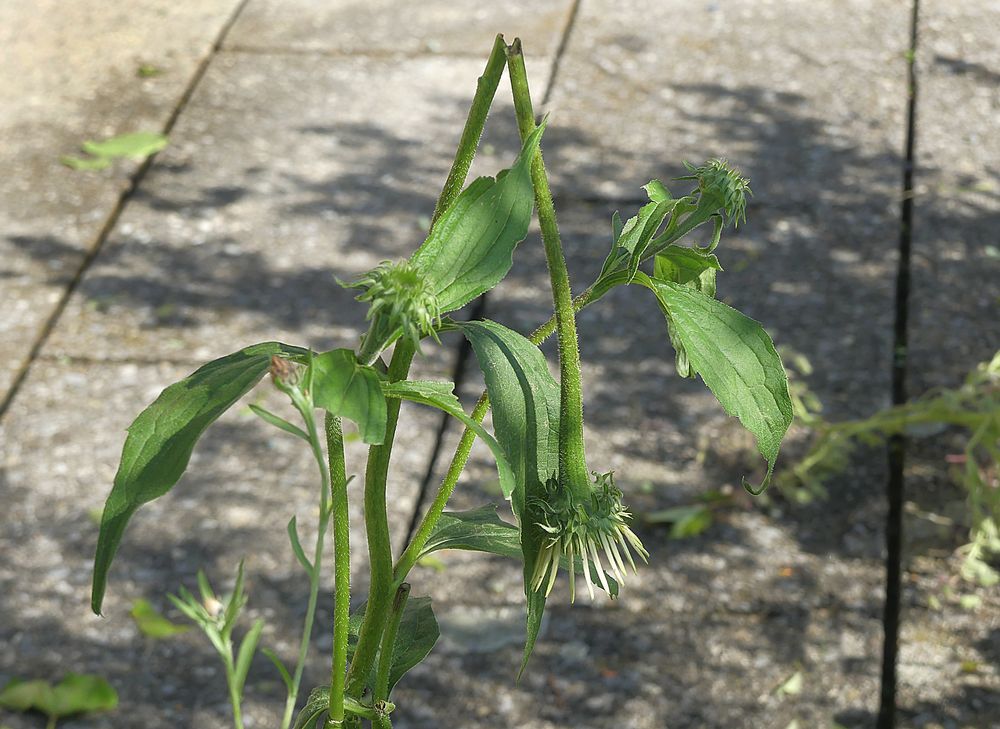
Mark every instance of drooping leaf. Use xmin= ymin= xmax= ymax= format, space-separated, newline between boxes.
xmin=457 ymin=320 xmax=561 ymax=675
xmin=637 ymin=275 xmax=792 ymax=492
xmin=60 ymin=155 xmax=112 ymax=170
xmin=130 ymin=599 xmax=190 ymax=638
xmin=381 ymin=380 xmax=514 ymax=500
xmin=419 ymin=505 xmax=619 ymax=596
xmin=92 ymin=342 xmax=308 ymax=614
xmin=310 ymin=349 xmax=387 ymax=445
xmin=81 ymin=131 xmax=168 ymax=159
xmin=411 ymin=123 xmax=546 ymax=313
xmin=653 ymin=245 xmax=722 ymax=297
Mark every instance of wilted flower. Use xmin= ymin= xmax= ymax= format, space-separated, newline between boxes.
xmin=530 ymin=471 xmax=648 ymax=602
xmin=679 ymin=158 xmax=751 ymax=227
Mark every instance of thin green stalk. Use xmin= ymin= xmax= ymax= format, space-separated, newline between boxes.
xmin=506 ymin=39 xmax=589 ymax=487
xmin=227 ymin=657 xmax=244 ymax=729
xmin=46 ymin=717 xmax=57 ymax=729
xmin=344 ymin=342 xmax=415 ymax=699
xmin=431 ymin=33 xmax=508 ymax=227
xmin=375 ymin=583 xmax=411 ymax=702
xmin=325 ymin=414 xmax=350 ymax=726
xmin=281 ymin=402 xmax=332 ymax=729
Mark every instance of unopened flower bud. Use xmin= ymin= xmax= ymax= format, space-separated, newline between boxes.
xmin=680 ymin=158 xmax=751 ymax=227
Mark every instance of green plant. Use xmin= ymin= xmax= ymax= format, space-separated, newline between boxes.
xmin=0 ymin=674 xmax=117 ymax=729
xmin=89 ymin=36 xmax=792 ymax=728
xmin=785 ymin=351 xmax=1000 ymax=584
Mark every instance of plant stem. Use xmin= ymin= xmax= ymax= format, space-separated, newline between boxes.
xmin=506 ymin=39 xmax=589 ymax=487
xmin=281 ymin=403 xmax=333 ymax=729
xmin=374 ymin=583 xmax=410 ymax=702
xmin=430 ymin=33 xmax=508 ymax=228
xmin=227 ymin=657 xmax=245 ymax=729
xmin=326 ymin=413 xmax=351 ymax=726
xmin=46 ymin=716 xmax=57 ymax=729
xmin=345 ymin=33 xmax=504 ymax=702
xmin=344 ymin=342 xmax=415 ymax=699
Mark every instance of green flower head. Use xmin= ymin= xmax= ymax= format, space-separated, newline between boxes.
xmin=680 ymin=158 xmax=751 ymax=227
xmin=530 ymin=471 xmax=648 ymax=602
xmin=350 ymin=260 xmax=442 ymax=361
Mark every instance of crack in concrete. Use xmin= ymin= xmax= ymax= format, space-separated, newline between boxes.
xmin=0 ymin=0 xmax=254 ymax=424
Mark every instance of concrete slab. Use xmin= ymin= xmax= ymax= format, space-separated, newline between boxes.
xmin=0 ymin=0 xmax=242 ymax=400
xmin=226 ymin=0 xmax=573 ymax=59
xmin=41 ymin=52 xmax=545 ymax=375
xmin=0 ymin=357 xmax=436 ymax=729
xmin=396 ymin=185 xmax=898 ymax=726
xmin=540 ymin=0 xmax=909 ymax=207
xmin=896 ymin=1 xmax=1000 ymax=724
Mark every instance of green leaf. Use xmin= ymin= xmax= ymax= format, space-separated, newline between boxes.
xmin=130 ymin=599 xmax=190 ymax=638
xmin=383 ymin=596 xmax=439 ymax=692
xmin=310 ymin=349 xmax=387 ymax=445
xmin=262 ymin=648 xmax=294 ymax=692
xmin=419 ymin=504 xmax=523 ymax=559
xmin=92 ymin=342 xmax=308 ymax=614
xmin=0 ymin=679 xmax=54 ymax=713
xmin=599 ymin=181 xmax=679 ymax=282
xmin=343 ymin=597 xmax=440 ymax=694
xmin=286 ymin=516 xmax=313 ymax=572
xmin=775 ymin=670 xmax=804 ymax=697
xmin=249 ymin=404 xmax=309 ymax=442
xmin=653 ymin=245 xmax=722 ymax=296
xmin=420 ymin=505 xmax=619 ymax=596
xmin=637 ymin=275 xmax=792 ymax=493
xmin=457 ymin=320 xmax=561 ymax=676
xmin=48 ymin=674 xmax=118 ymax=717
xmin=234 ymin=619 xmax=265 ymax=694
xmin=81 ymin=131 xmax=168 ymax=159
xmin=411 ymin=123 xmax=546 ymax=313
xmin=293 ymin=686 xmax=329 ymax=729
xmin=294 ymin=686 xmax=388 ymax=728
xmin=381 ymin=380 xmax=514 ymax=500
xmin=643 ymin=505 xmax=713 ymax=539
xmin=60 ymin=155 xmax=112 ymax=170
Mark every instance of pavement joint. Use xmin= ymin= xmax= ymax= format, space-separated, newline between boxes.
xmin=0 ymin=0 xmax=252 ymax=424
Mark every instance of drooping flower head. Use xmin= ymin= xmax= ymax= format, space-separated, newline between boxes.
xmin=530 ymin=471 xmax=648 ymax=602
xmin=679 ymin=158 xmax=751 ymax=227
xmin=349 ymin=260 xmax=442 ymax=362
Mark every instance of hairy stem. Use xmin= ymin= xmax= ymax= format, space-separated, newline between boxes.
xmin=431 ymin=33 xmax=508 ymax=227
xmin=344 ymin=342 xmax=415 ymax=699
xmin=325 ymin=414 xmax=351 ymax=726
xmin=506 ymin=39 xmax=589 ymax=487
xmin=375 ymin=583 xmax=411 ymax=704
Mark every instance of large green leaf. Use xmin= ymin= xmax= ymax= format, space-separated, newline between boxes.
xmin=381 ymin=380 xmax=514 ymax=500
xmin=637 ymin=275 xmax=792 ymax=492
xmin=411 ymin=123 xmax=545 ymax=313
xmin=310 ymin=349 xmax=387 ymax=444
xmin=457 ymin=320 xmax=560 ymax=675
xmin=92 ymin=342 xmax=307 ymax=614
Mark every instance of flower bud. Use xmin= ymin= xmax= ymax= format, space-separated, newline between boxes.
xmin=680 ymin=158 xmax=751 ymax=227
xmin=530 ymin=471 xmax=648 ymax=602
xmin=349 ymin=260 xmax=442 ymax=363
